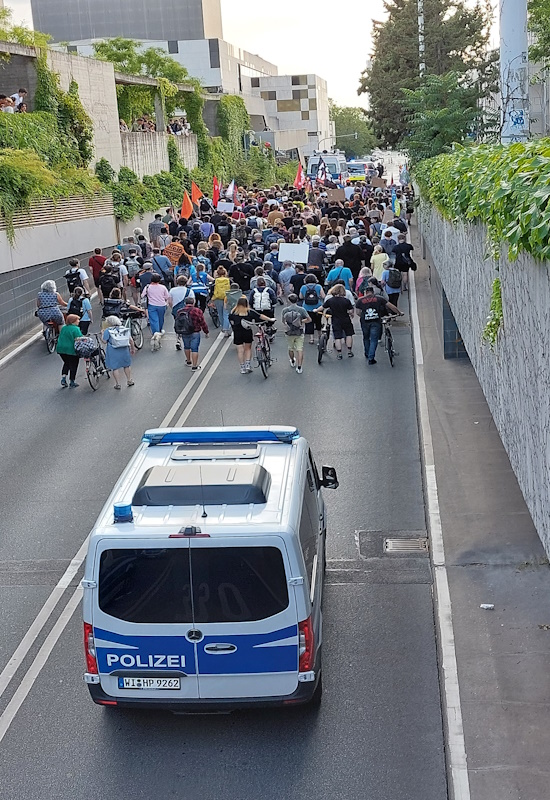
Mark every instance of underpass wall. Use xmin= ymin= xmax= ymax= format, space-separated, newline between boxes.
xmin=418 ymin=203 xmax=550 ymax=554
xmin=0 ymin=195 xmax=117 ymax=349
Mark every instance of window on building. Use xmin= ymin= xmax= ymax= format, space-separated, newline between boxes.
xmin=261 ymin=91 xmax=276 ymax=101
xmin=302 ymin=111 xmax=310 ymax=121
xmin=291 ymin=75 xmax=307 ymax=86
xmin=277 ymin=99 xmax=301 ymax=112
xmin=168 ymin=41 xmax=178 ymax=54
xmin=251 ymin=77 xmax=260 ymax=88
xmin=292 ymin=89 xmax=308 ymax=100
xmin=309 ymin=98 xmax=317 ymax=111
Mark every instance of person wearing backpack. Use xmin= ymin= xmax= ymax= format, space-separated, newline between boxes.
xmin=97 ymin=266 xmax=119 ymax=306
xmin=249 ymin=278 xmax=276 ymax=318
xmin=281 ymin=294 xmax=311 ymax=374
xmin=125 ymin=249 xmax=141 ymax=303
xmin=299 ymin=274 xmax=325 ymax=345
xmin=102 ymin=315 xmax=136 ymax=390
xmin=173 ymin=296 xmax=209 ymax=370
xmin=64 ymin=258 xmax=90 ymax=295
xmin=381 ymin=260 xmax=403 ymax=307
xmin=169 ymin=276 xmax=196 ymax=349
xmin=67 ymin=286 xmax=93 ymax=334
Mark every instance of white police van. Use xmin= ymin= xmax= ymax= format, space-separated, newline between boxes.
xmin=82 ymin=426 xmax=338 ymax=711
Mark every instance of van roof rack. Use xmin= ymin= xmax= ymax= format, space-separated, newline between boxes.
xmin=142 ymin=427 xmax=300 ymax=446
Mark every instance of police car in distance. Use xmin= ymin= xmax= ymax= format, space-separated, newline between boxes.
xmin=82 ymin=426 xmax=338 ymax=711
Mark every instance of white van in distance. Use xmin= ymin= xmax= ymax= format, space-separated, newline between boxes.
xmin=82 ymin=426 xmax=338 ymax=711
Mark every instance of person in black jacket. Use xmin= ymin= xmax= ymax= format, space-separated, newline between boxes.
xmin=334 ymin=235 xmax=365 ymax=281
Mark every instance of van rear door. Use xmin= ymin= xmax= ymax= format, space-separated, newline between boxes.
xmin=189 ymin=537 xmax=299 ymax=699
xmin=92 ymin=539 xmax=199 ymax=700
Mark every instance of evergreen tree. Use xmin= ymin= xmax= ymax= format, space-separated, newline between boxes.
xmin=329 ymin=103 xmax=377 ymax=157
xmin=358 ymin=0 xmax=495 ymax=147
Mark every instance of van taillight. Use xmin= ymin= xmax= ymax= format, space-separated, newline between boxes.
xmin=84 ymin=622 xmax=98 ymax=674
xmin=298 ymin=617 xmax=314 ymax=672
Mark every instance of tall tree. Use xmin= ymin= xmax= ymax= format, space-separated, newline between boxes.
xmin=529 ymin=0 xmax=550 ymax=68
xmin=329 ymin=103 xmax=377 ymax=158
xmin=400 ymin=72 xmax=481 ymax=162
xmin=358 ymin=0 xmax=496 ymax=147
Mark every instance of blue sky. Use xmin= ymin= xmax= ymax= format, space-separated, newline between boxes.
xmin=7 ymin=0 xmax=382 ymax=107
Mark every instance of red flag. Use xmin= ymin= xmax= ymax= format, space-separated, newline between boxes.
xmin=191 ymin=181 xmax=203 ymax=206
xmin=212 ymin=176 xmax=220 ymax=208
xmin=181 ymin=189 xmax=194 ymax=220
xmin=293 ymin=163 xmax=305 ymax=189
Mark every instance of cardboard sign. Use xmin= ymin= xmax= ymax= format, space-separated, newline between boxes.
xmin=216 ymin=201 xmax=235 ymax=213
xmin=370 ymin=177 xmax=386 ymax=188
xmin=278 ymin=242 xmax=310 ymax=265
xmin=325 ymin=188 xmax=346 ymax=202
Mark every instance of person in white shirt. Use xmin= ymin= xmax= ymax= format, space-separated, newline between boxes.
xmin=10 ymin=88 xmax=28 ymax=108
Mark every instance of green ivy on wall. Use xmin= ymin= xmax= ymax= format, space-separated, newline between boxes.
xmin=34 ymin=50 xmax=94 ymax=167
xmin=482 ymin=277 xmax=503 ymax=350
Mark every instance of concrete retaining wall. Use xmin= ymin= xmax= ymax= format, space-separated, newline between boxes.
xmin=418 ymin=204 xmax=550 ymax=554
xmin=121 ymin=133 xmax=199 ymax=178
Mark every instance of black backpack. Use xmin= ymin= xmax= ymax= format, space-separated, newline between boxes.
xmin=139 ymin=241 xmax=149 ymax=259
xmin=65 ymin=268 xmax=83 ymax=293
xmin=304 ymin=285 xmax=319 ymax=305
xmin=68 ymin=296 xmax=84 ymax=318
xmin=174 ymin=307 xmax=194 ymax=335
xmin=100 ymin=273 xmax=118 ymax=297
xmin=386 ymin=267 xmax=402 ymax=289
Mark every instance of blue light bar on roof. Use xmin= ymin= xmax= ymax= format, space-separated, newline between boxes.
xmin=142 ymin=427 xmax=300 ymax=446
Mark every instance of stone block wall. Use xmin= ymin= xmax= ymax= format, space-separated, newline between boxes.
xmin=418 ymin=204 xmax=550 ymax=553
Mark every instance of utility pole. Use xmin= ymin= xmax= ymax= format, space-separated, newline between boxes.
xmin=499 ymin=0 xmax=529 ymax=143
xmin=418 ymin=0 xmax=426 ymax=77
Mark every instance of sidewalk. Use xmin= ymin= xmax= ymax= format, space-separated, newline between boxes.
xmin=412 ymin=225 xmax=550 ymax=800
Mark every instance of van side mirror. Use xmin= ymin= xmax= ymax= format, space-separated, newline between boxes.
xmin=321 ymin=465 xmax=339 ymax=489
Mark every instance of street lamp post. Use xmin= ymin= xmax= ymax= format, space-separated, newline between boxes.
xmin=317 ymin=132 xmax=358 ymax=150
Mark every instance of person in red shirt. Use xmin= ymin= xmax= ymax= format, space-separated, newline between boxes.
xmin=173 ymin=296 xmax=209 ymax=370
xmin=89 ymin=248 xmax=106 ymax=290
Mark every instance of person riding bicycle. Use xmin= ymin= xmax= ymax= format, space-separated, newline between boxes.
xmin=36 ymin=280 xmax=67 ymax=332
xmin=355 ymin=283 xmax=402 ymax=364
xmin=101 ymin=288 xmax=142 ymax=329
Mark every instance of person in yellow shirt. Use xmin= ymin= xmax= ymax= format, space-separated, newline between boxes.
xmin=371 ymin=245 xmax=388 ymax=280
xmin=211 ymin=266 xmax=231 ymax=335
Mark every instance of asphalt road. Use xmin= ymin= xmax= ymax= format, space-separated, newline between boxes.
xmin=0 ymin=309 xmax=447 ymax=800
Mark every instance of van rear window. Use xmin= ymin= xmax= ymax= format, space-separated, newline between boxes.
xmin=99 ymin=547 xmax=289 ymax=624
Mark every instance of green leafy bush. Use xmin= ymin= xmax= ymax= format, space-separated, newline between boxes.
xmin=95 ymin=157 xmax=116 ymax=185
xmin=0 ymin=112 xmax=72 ymax=166
xmin=414 ymin=140 xmax=550 ymax=262
xmin=0 ymin=148 xmax=100 ymax=241
xmin=482 ymin=277 xmax=503 ymax=349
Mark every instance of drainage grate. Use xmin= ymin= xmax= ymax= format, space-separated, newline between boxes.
xmin=384 ymin=537 xmax=428 ymax=553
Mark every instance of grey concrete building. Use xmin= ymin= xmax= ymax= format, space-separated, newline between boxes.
xmin=30 ymin=0 xmax=223 ymax=44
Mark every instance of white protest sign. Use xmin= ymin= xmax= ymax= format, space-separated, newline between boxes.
xmin=278 ymin=242 xmax=310 ymax=264
xmin=216 ymin=201 xmax=235 ymax=213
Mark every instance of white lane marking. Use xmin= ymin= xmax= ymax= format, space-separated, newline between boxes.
xmin=160 ymin=332 xmax=226 ymax=427
xmin=409 ymin=270 xmax=471 ymax=800
xmin=0 ymin=292 xmax=99 ymax=370
xmin=175 ymin=337 xmax=232 ymax=426
xmin=0 ymin=330 xmax=229 ymax=712
xmin=0 ymin=587 xmax=83 ymax=744
xmin=0 ymin=536 xmax=89 ymax=699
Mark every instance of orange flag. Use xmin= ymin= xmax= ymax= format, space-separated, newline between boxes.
xmin=181 ymin=189 xmax=194 ymax=220
xmin=191 ymin=181 xmax=203 ymax=206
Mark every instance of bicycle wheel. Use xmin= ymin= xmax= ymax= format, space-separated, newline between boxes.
xmin=99 ymin=349 xmax=111 ymax=380
xmin=208 ymin=305 xmax=220 ymax=329
xmin=386 ymin=330 xmax=394 ymax=367
xmin=45 ymin=328 xmax=57 ymax=354
xmin=130 ymin=319 xmax=144 ymax=350
xmin=318 ymin=333 xmax=327 ymax=364
xmin=256 ymin=344 xmax=269 ymax=378
xmin=86 ymin=358 xmax=100 ymax=391
xmin=263 ymin=337 xmax=271 ymax=367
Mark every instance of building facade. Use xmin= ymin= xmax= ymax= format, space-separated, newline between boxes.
xmin=30 ymin=0 xmax=223 ymax=44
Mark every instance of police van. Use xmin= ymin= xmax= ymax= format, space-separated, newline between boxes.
xmin=82 ymin=426 xmax=338 ymax=711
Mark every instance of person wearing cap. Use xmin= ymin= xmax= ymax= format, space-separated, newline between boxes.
xmin=355 ymin=283 xmax=402 ymax=364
